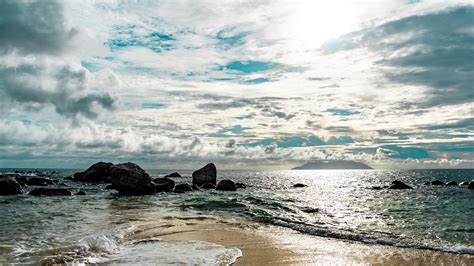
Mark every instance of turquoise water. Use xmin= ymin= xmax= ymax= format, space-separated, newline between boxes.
xmin=0 ymin=169 xmax=473 ymax=263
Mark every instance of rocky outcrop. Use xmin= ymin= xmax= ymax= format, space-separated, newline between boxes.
xmin=216 ymin=180 xmax=236 ymax=191
xmin=175 ymin=183 xmax=193 ymax=192
xmin=468 ymin=182 xmax=474 ymax=189
xmin=0 ymin=176 xmax=22 ymax=195
xmin=428 ymin=180 xmax=445 ymax=186
xmin=76 ymin=191 xmax=86 ymax=195
xmin=460 ymin=181 xmax=469 ymax=186
xmin=26 ymin=177 xmax=54 ymax=186
xmin=164 ymin=172 xmax=181 ymax=178
xmin=192 ymin=163 xmax=217 ymax=187
xmin=110 ymin=163 xmax=155 ymax=195
xmin=29 ymin=188 xmax=73 ymax=196
xmin=389 ymin=181 xmax=413 ymax=190
xmin=446 ymin=181 xmax=458 ymax=186
xmin=72 ymin=162 xmax=114 ymax=183
xmin=292 ymin=183 xmax=307 ymax=188
xmin=153 ymin=177 xmax=175 ymax=192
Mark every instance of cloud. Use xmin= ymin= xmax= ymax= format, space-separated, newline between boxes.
xmin=0 ymin=0 xmax=77 ymax=55
xmin=0 ymin=0 xmax=116 ymax=119
xmin=321 ymin=6 xmax=474 ymax=107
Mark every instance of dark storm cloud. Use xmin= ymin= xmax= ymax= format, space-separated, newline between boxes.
xmin=0 ymin=0 xmax=116 ymax=119
xmin=0 ymin=0 xmax=77 ymax=55
xmin=321 ymin=6 xmax=474 ymax=107
xmin=0 ymin=65 xmax=115 ymax=119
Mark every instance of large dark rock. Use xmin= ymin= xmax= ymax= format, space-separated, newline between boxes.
xmin=0 ymin=176 xmax=22 ymax=195
xmin=459 ymin=181 xmax=469 ymax=186
xmin=27 ymin=177 xmax=54 ymax=186
xmin=192 ymin=163 xmax=217 ymax=187
xmin=164 ymin=172 xmax=181 ymax=178
xmin=446 ymin=181 xmax=458 ymax=186
xmin=429 ymin=180 xmax=445 ymax=186
xmin=293 ymin=183 xmax=307 ymax=188
xmin=73 ymin=162 xmax=114 ymax=183
xmin=216 ymin=180 xmax=236 ymax=191
xmin=468 ymin=182 xmax=474 ymax=189
xmin=200 ymin=183 xmax=216 ymax=189
xmin=110 ymin=162 xmax=155 ymax=195
xmin=389 ymin=181 xmax=413 ymax=190
xmin=153 ymin=177 xmax=175 ymax=192
xmin=175 ymin=183 xmax=193 ymax=192
xmin=29 ymin=188 xmax=72 ymax=196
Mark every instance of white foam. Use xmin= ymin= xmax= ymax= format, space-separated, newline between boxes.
xmin=101 ymin=239 xmax=242 ymax=265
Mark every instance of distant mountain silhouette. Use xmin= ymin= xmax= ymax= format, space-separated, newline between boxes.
xmin=292 ymin=160 xmax=372 ymax=170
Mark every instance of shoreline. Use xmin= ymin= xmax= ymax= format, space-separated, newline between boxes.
xmin=124 ymin=218 xmax=474 ymax=265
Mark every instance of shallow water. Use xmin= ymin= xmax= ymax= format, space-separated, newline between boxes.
xmin=0 ymin=168 xmax=473 ymax=263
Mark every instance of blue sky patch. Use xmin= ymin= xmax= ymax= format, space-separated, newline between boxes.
xmin=220 ymin=60 xmax=274 ymax=73
xmin=141 ymin=103 xmax=167 ymax=109
xmin=326 ymin=108 xmax=361 ymax=116
xmin=244 ymin=77 xmax=272 ymax=84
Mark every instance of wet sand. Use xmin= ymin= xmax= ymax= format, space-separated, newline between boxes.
xmin=127 ymin=218 xmax=474 ymax=265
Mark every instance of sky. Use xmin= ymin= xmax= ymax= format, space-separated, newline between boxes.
xmin=0 ymin=0 xmax=473 ymax=169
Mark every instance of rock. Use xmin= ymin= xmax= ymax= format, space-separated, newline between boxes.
xmin=64 ymin=176 xmax=74 ymax=181
xmin=29 ymin=188 xmax=72 ymax=196
xmin=15 ymin=176 xmax=29 ymax=186
xmin=235 ymin=182 xmax=247 ymax=189
xmin=292 ymin=183 xmax=307 ymax=188
xmin=76 ymin=191 xmax=86 ymax=195
xmin=153 ymin=177 xmax=175 ymax=192
xmin=369 ymin=186 xmax=384 ymax=190
xmin=27 ymin=177 xmax=54 ymax=186
xmin=389 ymin=181 xmax=413 ymax=190
xmin=0 ymin=176 xmax=22 ymax=195
xmin=200 ymin=183 xmax=216 ymax=189
xmin=164 ymin=172 xmax=181 ymax=178
xmin=105 ymin=184 xmax=116 ymax=190
xmin=73 ymin=162 xmax=114 ymax=183
xmin=191 ymin=184 xmax=200 ymax=190
xmin=175 ymin=183 xmax=193 ymax=192
xmin=174 ymin=190 xmax=185 ymax=193
xmin=446 ymin=181 xmax=458 ymax=186
xmin=468 ymin=182 xmax=474 ymax=189
xmin=429 ymin=180 xmax=445 ymax=186
xmin=110 ymin=163 xmax=155 ymax=195
xmin=192 ymin=163 xmax=217 ymax=187
xmin=459 ymin=181 xmax=469 ymax=186
xmin=216 ymin=180 xmax=236 ymax=191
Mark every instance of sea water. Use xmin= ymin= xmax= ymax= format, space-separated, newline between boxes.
xmin=0 ymin=169 xmax=473 ymax=264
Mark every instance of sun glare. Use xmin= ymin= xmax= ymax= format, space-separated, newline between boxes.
xmin=284 ymin=2 xmax=356 ymax=47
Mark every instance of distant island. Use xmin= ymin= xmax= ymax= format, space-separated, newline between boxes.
xmin=292 ymin=160 xmax=372 ymax=170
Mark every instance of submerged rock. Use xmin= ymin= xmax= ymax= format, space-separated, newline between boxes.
xmin=200 ymin=183 xmax=216 ymax=189
xmin=154 ymin=177 xmax=175 ymax=192
xmin=446 ymin=181 xmax=458 ymax=186
xmin=235 ymin=182 xmax=247 ymax=189
xmin=175 ymin=183 xmax=193 ymax=192
xmin=389 ymin=181 xmax=413 ymax=190
xmin=164 ymin=172 xmax=181 ymax=178
xmin=369 ymin=186 xmax=384 ymax=190
xmin=292 ymin=183 xmax=307 ymax=188
xmin=192 ymin=163 xmax=217 ymax=187
xmin=105 ymin=184 xmax=116 ymax=190
xmin=216 ymin=180 xmax=236 ymax=191
xmin=29 ymin=188 xmax=72 ymax=196
xmin=0 ymin=176 xmax=22 ymax=195
xmin=73 ymin=162 xmax=114 ymax=183
xmin=76 ymin=191 xmax=86 ymax=195
xmin=27 ymin=177 xmax=54 ymax=186
xmin=110 ymin=163 xmax=155 ymax=195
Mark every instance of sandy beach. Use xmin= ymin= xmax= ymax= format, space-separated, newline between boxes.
xmin=125 ymin=217 xmax=474 ymax=265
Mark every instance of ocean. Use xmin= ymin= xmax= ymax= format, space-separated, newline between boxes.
xmin=0 ymin=168 xmax=473 ymax=264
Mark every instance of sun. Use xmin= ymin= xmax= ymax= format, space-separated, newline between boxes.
xmin=283 ymin=1 xmax=357 ymax=47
